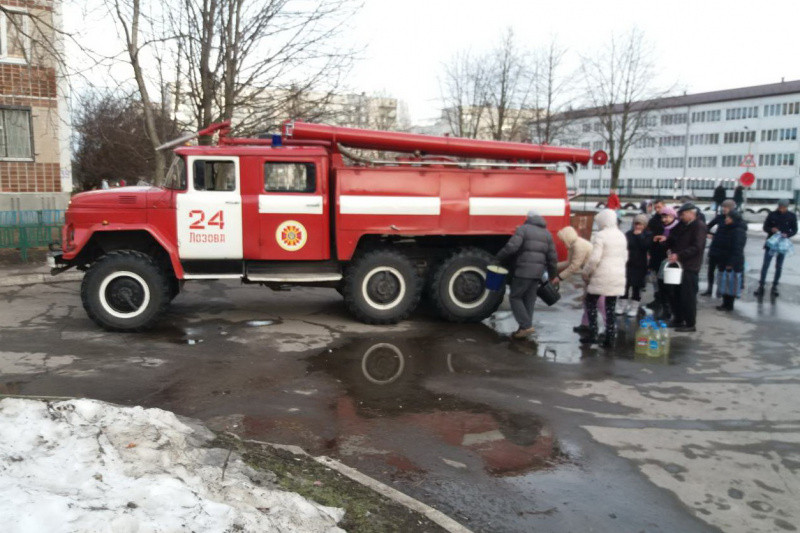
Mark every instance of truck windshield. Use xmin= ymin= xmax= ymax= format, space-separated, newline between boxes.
xmin=164 ymin=155 xmax=187 ymax=190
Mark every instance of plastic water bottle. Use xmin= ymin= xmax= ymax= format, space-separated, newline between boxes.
xmin=658 ymin=320 xmax=671 ymax=357
xmin=635 ymin=320 xmax=650 ymax=356
xmin=647 ymin=321 xmax=661 ymax=357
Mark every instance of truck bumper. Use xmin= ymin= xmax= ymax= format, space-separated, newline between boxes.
xmin=48 ymin=250 xmax=71 ymax=275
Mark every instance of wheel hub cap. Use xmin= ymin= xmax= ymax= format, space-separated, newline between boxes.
xmin=106 ymin=277 xmax=145 ymax=313
xmin=453 ymin=271 xmax=485 ymax=304
xmin=367 ymin=271 xmax=400 ymax=304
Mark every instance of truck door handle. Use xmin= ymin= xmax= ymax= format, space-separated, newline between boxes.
xmin=225 ymin=200 xmax=241 ymax=205
xmin=306 ymin=202 xmax=321 ymax=208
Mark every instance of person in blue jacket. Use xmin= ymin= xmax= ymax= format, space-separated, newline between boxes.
xmin=755 ymin=199 xmax=798 ymax=297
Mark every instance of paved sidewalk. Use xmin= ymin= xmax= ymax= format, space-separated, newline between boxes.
xmin=0 ymin=262 xmax=82 ymax=288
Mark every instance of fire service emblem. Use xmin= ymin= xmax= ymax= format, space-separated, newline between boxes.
xmin=276 ymin=220 xmax=307 ymax=251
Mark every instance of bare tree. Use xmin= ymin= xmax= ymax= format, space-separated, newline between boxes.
xmin=580 ymin=28 xmax=668 ymax=190
xmin=483 ymin=29 xmax=535 ymax=142
xmin=99 ymin=0 xmax=358 ymax=177
xmin=529 ymin=37 xmax=574 ymax=145
xmin=167 ymin=0 xmax=359 ymax=137
xmin=73 ymin=90 xmax=180 ymax=190
xmin=109 ymin=0 xmax=169 ymax=183
xmin=439 ymin=50 xmax=488 ymax=139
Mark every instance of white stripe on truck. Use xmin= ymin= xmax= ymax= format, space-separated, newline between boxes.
xmin=339 ymin=195 xmax=441 ymax=215
xmin=469 ymin=197 xmax=566 ymax=217
xmin=259 ymin=195 xmax=324 ymax=215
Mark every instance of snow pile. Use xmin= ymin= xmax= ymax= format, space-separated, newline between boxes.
xmin=0 ymin=398 xmax=344 ymax=533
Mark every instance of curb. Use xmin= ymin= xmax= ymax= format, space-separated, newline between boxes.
xmin=0 ymin=271 xmax=82 ymax=288
xmin=239 ymin=437 xmax=473 ymax=533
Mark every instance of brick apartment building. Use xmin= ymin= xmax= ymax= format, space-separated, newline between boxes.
xmin=0 ymin=0 xmax=71 ymax=211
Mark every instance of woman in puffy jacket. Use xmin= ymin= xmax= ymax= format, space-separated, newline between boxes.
xmin=554 ymin=226 xmax=596 ymax=335
xmin=581 ymin=209 xmax=628 ymax=347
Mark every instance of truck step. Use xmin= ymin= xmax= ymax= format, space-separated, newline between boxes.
xmin=244 ymin=260 xmax=342 ymax=283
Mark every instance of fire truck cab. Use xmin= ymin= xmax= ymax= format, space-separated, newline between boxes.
xmin=52 ymin=121 xmax=589 ymax=331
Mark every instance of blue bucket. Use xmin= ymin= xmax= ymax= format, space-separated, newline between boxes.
xmin=485 ymin=265 xmax=508 ymax=291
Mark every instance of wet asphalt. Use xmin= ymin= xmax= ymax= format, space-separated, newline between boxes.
xmin=1 ymin=242 xmax=799 ymax=533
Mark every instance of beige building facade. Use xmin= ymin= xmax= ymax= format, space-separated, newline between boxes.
xmin=0 ymin=0 xmax=71 ymax=210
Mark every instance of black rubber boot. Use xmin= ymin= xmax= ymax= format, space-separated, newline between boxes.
xmin=771 ymin=285 xmax=779 ymax=297
xmin=754 ymin=284 xmax=765 ymax=297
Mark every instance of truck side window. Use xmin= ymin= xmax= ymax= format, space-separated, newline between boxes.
xmin=193 ymin=160 xmax=236 ymax=191
xmin=264 ymin=163 xmax=316 ymax=193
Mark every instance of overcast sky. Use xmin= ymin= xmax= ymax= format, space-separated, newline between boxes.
xmin=65 ymin=0 xmax=800 ymax=126
xmin=346 ymin=0 xmax=800 ymax=123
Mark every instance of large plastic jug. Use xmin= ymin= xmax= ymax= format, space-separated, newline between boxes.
xmin=647 ymin=322 xmax=661 ymax=357
xmin=635 ymin=320 xmax=650 ymax=356
xmin=659 ymin=320 xmax=671 ymax=357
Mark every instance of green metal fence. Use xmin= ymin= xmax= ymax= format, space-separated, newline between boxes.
xmin=0 ymin=210 xmax=65 ymax=261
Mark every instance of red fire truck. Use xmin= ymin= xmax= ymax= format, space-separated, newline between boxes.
xmin=51 ymin=121 xmax=589 ymax=331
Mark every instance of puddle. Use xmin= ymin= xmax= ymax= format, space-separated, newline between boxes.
xmin=303 ymin=336 xmax=565 ymax=477
xmin=245 ymin=320 xmax=277 ymax=327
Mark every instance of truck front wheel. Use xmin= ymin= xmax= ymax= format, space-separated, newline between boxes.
xmin=343 ymin=249 xmax=422 ymax=324
xmin=432 ymin=248 xmax=504 ymax=322
xmin=81 ymin=250 xmax=171 ymax=331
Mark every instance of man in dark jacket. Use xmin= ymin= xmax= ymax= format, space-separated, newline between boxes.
xmin=496 ymin=211 xmax=557 ymax=338
xmin=703 ymin=199 xmax=737 ymax=295
xmin=647 ymin=199 xmax=666 ymax=235
xmin=712 ymin=182 xmax=727 ymax=213
xmin=733 ymin=186 xmax=745 ymax=210
xmin=755 ymin=199 xmax=798 ymax=297
xmin=657 ymin=203 xmax=708 ymax=332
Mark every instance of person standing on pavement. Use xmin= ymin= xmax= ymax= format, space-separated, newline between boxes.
xmin=648 ymin=205 xmax=679 ymax=320
xmin=703 ymin=199 xmax=737 ymax=295
xmin=495 ymin=211 xmax=558 ymax=339
xmin=618 ymin=214 xmax=652 ymax=317
xmin=580 ymin=209 xmax=628 ymax=347
xmin=714 ymin=210 xmax=747 ymax=311
xmin=733 ymin=185 xmax=745 ymax=211
xmin=754 ymin=199 xmax=798 ymax=297
xmin=554 ymin=226 xmax=596 ymax=335
xmin=712 ymin=182 xmax=727 ymax=213
xmin=656 ymin=203 xmax=708 ymax=332
xmin=606 ymin=189 xmax=621 ymax=211
xmin=647 ymin=199 xmax=665 ymax=235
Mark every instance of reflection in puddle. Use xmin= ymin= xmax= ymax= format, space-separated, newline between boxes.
xmin=305 ymin=338 xmax=564 ymax=477
xmin=245 ymin=320 xmax=276 ymax=327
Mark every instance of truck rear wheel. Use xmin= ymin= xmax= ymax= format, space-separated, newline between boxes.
xmin=81 ymin=250 xmax=171 ymax=332
xmin=343 ymin=249 xmax=422 ymax=324
xmin=431 ymin=248 xmax=504 ymax=322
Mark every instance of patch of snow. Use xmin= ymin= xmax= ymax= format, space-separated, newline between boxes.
xmin=0 ymin=398 xmax=344 ymax=533
xmin=441 ymin=458 xmax=468 ymax=469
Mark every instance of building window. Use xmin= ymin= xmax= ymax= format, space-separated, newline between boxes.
xmin=725 ymin=106 xmax=758 ymax=120
xmin=0 ymin=9 xmax=27 ymax=63
xmin=721 ymin=155 xmax=746 ymax=167
xmin=661 ymin=113 xmax=688 ymax=126
xmin=690 ymin=110 xmax=720 ymax=123
xmin=687 ymin=156 xmax=717 ymax=168
xmin=0 ymin=107 xmax=32 ymax=159
xmin=657 ymin=157 xmax=684 ymax=169
xmin=758 ymin=153 xmax=795 ymax=167
xmin=659 ymin=135 xmax=686 ymax=147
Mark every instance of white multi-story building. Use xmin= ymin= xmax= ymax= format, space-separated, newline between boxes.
xmin=562 ymin=80 xmax=800 ymax=204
